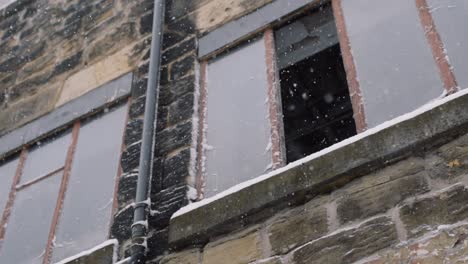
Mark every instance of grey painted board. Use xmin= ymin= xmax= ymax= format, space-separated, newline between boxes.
xmin=0 ymin=173 xmax=62 ymax=264
xmin=0 ymin=0 xmax=14 ymax=10
xmin=275 ymin=4 xmax=338 ymax=69
xmin=0 ymin=73 xmax=132 ymax=159
xmin=342 ymin=0 xmax=444 ymax=128
xmin=51 ymin=105 xmax=127 ymax=263
xmin=204 ymin=38 xmax=272 ymax=198
xmin=198 ymin=0 xmax=320 ymax=58
xmin=19 ymin=132 xmax=70 ymax=184
xmin=428 ymin=0 xmax=468 ymax=90
xmin=0 ymin=158 xmax=18 ymax=216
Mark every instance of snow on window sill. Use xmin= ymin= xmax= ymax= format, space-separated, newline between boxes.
xmin=169 ymin=88 xmax=468 ymax=246
xmin=54 ymin=239 xmax=118 ymax=264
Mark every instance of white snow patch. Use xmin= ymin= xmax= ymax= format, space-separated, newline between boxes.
xmin=188 ymin=61 xmax=201 ymax=188
xmin=415 ymin=249 xmax=430 ymax=256
xmin=0 ymin=0 xmax=15 ymax=11
xmin=203 ymin=143 xmax=214 ymax=151
xmin=187 ymin=185 xmax=198 ymax=201
xmin=265 ymin=140 xmax=272 ymax=153
xmin=115 ymin=257 xmax=131 ymax=264
xmin=172 ymin=89 xmax=468 ymax=219
xmin=264 ymin=162 xmax=273 ymax=173
xmin=149 ymin=209 xmax=161 ymax=216
xmin=120 ymin=202 xmax=135 ymax=212
xmin=98 ymin=198 xmax=114 ymax=211
xmin=134 ymin=197 xmax=151 ymax=208
xmin=131 ymin=220 xmax=148 ymax=229
xmin=54 ymin=239 xmax=118 ymax=264
xmin=352 ymin=254 xmax=381 ymax=264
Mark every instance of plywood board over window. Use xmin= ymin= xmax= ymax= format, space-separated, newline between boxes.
xmin=51 ymin=106 xmax=127 ymax=262
xmin=340 ymin=0 xmax=446 ymax=127
xmin=195 ymin=0 xmax=464 ymax=200
xmin=426 ymin=0 xmax=467 ymax=89
xmin=197 ymin=3 xmax=359 ymax=197
xmin=0 ymin=103 xmax=128 ymax=264
xmin=201 ymin=37 xmax=276 ymax=198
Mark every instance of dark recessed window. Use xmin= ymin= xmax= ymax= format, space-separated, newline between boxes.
xmin=275 ymin=4 xmax=357 ymax=162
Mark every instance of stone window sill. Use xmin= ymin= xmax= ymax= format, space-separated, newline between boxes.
xmin=55 ymin=239 xmax=117 ymax=264
xmin=169 ymin=89 xmax=468 ymax=247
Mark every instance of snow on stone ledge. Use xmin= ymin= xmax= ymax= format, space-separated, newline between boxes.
xmin=0 ymin=0 xmax=16 ymax=11
xmin=172 ymin=88 xmax=468 ymax=220
xmin=54 ymin=239 xmax=118 ymax=264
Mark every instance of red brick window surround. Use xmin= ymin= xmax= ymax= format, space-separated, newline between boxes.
xmin=0 ymin=102 xmax=128 ymax=264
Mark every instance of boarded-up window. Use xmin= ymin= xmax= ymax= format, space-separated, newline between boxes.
xmin=204 ymin=38 xmax=273 ymax=198
xmin=0 ymin=174 xmax=62 ymax=264
xmin=51 ymin=105 xmax=127 ymax=262
xmin=0 ymin=103 xmax=127 ymax=263
xmin=19 ymin=133 xmax=70 ymax=184
xmin=341 ymin=0 xmax=445 ymax=127
xmin=428 ymin=0 xmax=468 ymax=89
xmin=0 ymin=158 xmax=18 ymax=218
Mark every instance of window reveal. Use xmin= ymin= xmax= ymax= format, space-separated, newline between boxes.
xmin=0 ymin=103 xmax=128 ymax=264
xmin=18 ymin=132 xmax=71 ymax=184
xmin=276 ymin=4 xmax=357 ymax=162
xmin=202 ymin=38 xmax=275 ymax=198
xmin=426 ymin=0 xmax=466 ymax=90
xmin=199 ymin=4 xmax=358 ymax=196
xmin=51 ymin=105 xmax=128 ymax=262
xmin=197 ymin=0 xmax=461 ymax=197
xmin=0 ymin=172 xmax=63 ymax=264
xmin=0 ymin=158 xmax=18 ymax=220
xmin=340 ymin=0 xmax=445 ymax=127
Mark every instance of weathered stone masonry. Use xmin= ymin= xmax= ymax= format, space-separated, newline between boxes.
xmin=2 ymin=0 xmax=468 ymax=263
xmin=1 ymin=0 xmax=285 ymax=260
xmin=113 ymin=0 xmax=278 ymax=261
xmin=165 ymin=92 xmax=468 ymax=264
xmin=0 ymin=0 xmax=193 ymax=261
xmin=0 ymin=0 xmax=155 ymax=135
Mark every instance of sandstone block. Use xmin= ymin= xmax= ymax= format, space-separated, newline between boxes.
xmin=337 ymin=158 xmax=429 ymax=224
xmin=0 ymin=84 xmax=58 ymax=134
xmin=203 ymin=232 xmax=263 ymax=264
xmin=291 ymin=216 xmax=397 ymax=264
xmin=56 ymin=45 xmax=134 ymax=107
xmin=193 ymin=0 xmax=273 ymax=33
xmin=160 ymin=249 xmax=201 ymax=264
xmin=400 ymin=184 xmax=468 ymax=237
xmin=61 ymin=241 xmax=115 ymax=264
xmin=253 ymin=257 xmax=282 ymax=264
xmin=267 ymin=201 xmax=328 ymax=254
xmin=167 ymin=93 xmax=194 ymax=126
xmin=426 ymin=133 xmax=468 ymax=180
xmin=361 ymin=224 xmax=468 ymax=264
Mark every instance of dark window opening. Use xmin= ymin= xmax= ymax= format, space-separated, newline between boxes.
xmin=275 ymin=5 xmax=357 ymax=163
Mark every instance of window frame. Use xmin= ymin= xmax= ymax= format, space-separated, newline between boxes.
xmin=195 ymin=0 xmax=460 ymax=199
xmin=0 ymin=74 xmax=131 ymax=264
xmin=195 ymin=0 xmax=364 ymax=199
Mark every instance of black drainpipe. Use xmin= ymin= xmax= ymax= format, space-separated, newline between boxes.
xmin=130 ymin=0 xmax=165 ymax=263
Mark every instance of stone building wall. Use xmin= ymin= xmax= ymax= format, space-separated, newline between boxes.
xmin=0 ymin=0 xmax=154 ymax=135
xmin=111 ymin=0 xmax=278 ymax=261
xmin=163 ymin=92 xmax=468 ymax=264
xmin=0 ymin=0 xmax=276 ymax=261
xmin=2 ymin=0 xmax=467 ymax=263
